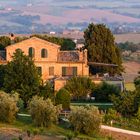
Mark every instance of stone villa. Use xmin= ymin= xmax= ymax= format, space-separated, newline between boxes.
xmin=0 ymin=36 xmax=124 ymax=91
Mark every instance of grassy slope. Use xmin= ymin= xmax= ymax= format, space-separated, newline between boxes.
xmin=0 ymin=115 xmax=107 ymax=140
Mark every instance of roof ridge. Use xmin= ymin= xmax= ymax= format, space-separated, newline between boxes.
xmin=6 ymin=37 xmax=60 ymax=49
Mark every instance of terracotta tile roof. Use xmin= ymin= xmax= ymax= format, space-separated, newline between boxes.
xmin=0 ymin=51 xmax=6 ymax=60
xmin=103 ymin=76 xmax=124 ymax=81
xmin=58 ymin=51 xmax=79 ymax=62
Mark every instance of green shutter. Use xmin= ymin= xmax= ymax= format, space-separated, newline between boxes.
xmin=29 ymin=47 xmax=35 ymax=57
xmin=41 ymin=49 xmax=48 ymax=58
xmin=73 ymin=67 xmax=77 ymax=76
xmin=62 ymin=67 xmax=66 ymax=76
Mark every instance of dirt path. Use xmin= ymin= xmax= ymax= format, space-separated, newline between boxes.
xmin=101 ymin=125 xmax=140 ymax=140
xmin=101 ymin=125 xmax=140 ymax=136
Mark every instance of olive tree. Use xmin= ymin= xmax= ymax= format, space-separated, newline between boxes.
xmin=0 ymin=91 xmax=19 ymax=123
xmin=29 ymin=96 xmax=61 ymax=127
xmin=69 ymin=106 xmax=102 ymax=135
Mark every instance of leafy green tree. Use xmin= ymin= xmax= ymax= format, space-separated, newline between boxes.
xmin=55 ymin=88 xmax=70 ymax=110
xmin=0 ymin=36 xmax=11 ymax=50
xmin=0 ymin=65 xmax=6 ymax=88
xmin=92 ymin=82 xmax=120 ymax=102
xmin=4 ymin=49 xmax=41 ymax=106
xmin=64 ymin=77 xmax=95 ymax=100
xmin=39 ymin=81 xmax=54 ymax=99
xmin=61 ymin=38 xmax=76 ymax=50
xmin=84 ymin=23 xmax=123 ymax=75
xmin=111 ymin=91 xmax=138 ymax=117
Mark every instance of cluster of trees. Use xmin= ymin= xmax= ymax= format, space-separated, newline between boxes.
xmin=0 ymin=35 xmax=76 ymax=51
xmin=117 ymin=42 xmax=140 ymax=53
xmin=31 ymin=34 xmax=76 ymax=51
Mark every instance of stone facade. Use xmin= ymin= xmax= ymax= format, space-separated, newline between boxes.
xmin=3 ymin=37 xmax=89 ymax=90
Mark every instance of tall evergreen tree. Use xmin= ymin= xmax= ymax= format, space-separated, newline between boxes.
xmin=84 ymin=23 xmax=123 ymax=75
xmin=4 ymin=49 xmax=41 ymax=105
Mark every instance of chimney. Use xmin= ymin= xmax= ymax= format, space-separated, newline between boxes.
xmin=9 ymin=33 xmax=15 ymax=44
xmin=84 ymin=49 xmax=88 ymax=65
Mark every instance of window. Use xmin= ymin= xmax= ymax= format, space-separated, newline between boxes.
xmin=49 ymin=67 xmax=54 ymax=76
xmin=41 ymin=49 xmax=48 ymax=58
xmin=37 ymin=67 xmax=42 ymax=76
xmin=29 ymin=47 xmax=35 ymax=57
xmin=62 ymin=67 xmax=77 ymax=76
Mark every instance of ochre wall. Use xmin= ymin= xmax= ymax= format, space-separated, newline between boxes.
xmin=54 ymin=79 xmax=67 ymax=91
xmin=6 ymin=37 xmax=60 ymax=62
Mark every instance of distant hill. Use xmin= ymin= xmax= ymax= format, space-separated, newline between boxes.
xmin=0 ymin=0 xmax=140 ymax=33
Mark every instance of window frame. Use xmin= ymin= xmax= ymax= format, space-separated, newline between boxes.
xmin=29 ymin=47 xmax=35 ymax=58
xmin=49 ymin=66 xmax=54 ymax=76
xmin=62 ymin=67 xmax=77 ymax=76
xmin=41 ymin=48 xmax=48 ymax=58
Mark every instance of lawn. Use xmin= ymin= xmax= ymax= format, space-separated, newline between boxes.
xmin=125 ymin=83 xmax=135 ymax=91
xmin=71 ymin=102 xmax=113 ymax=111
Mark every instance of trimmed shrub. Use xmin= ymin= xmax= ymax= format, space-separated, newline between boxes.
xmin=0 ymin=91 xmax=19 ymax=123
xmin=55 ymin=88 xmax=70 ymax=110
xmin=69 ymin=106 xmax=102 ymax=135
xmin=29 ymin=96 xmax=61 ymax=127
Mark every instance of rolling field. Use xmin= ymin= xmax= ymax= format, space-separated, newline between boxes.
xmin=123 ymin=61 xmax=140 ymax=83
xmin=115 ymin=33 xmax=140 ymax=43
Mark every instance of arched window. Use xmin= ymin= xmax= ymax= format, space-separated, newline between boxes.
xmin=29 ymin=47 xmax=35 ymax=57
xmin=41 ymin=49 xmax=48 ymax=58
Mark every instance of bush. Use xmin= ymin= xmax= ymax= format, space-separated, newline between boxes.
xmin=92 ymin=82 xmax=120 ymax=102
xmin=69 ymin=106 xmax=102 ymax=135
xmin=111 ymin=91 xmax=138 ymax=117
xmin=55 ymin=88 xmax=70 ymax=110
xmin=29 ymin=96 xmax=61 ymax=127
xmin=0 ymin=91 xmax=19 ymax=123
xmin=104 ymin=109 xmax=121 ymax=125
